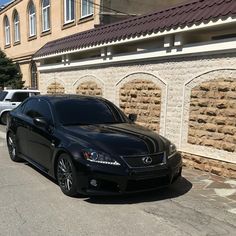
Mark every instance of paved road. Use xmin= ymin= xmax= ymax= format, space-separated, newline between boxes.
xmin=0 ymin=125 xmax=235 ymax=236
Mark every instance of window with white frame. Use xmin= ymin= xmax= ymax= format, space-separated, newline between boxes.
xmin=42 ymin=0 xmax=50 ymax=32
xmin=64 ymin=0 xmax=75 ymax=23
xmin=13 ymin=11 xmax=20 ymax=43
xmin=81 ymin=0 xmax=94 ymax=18
xmin=4 ymin=16 xmax=10 ymax=46
xmin=29 ymin=1 xmax=36 ymax=37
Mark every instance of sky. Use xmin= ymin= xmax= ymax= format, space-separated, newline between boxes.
xmin=0 ymin=0 xmax=11 ymax=6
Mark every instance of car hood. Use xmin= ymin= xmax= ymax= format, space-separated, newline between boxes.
xmin=62 ymin=123 xmax=169 ymax=156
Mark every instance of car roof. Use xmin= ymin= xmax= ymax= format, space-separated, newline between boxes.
xmin=33 ymin=94 xmax=106 ymax=103
xmin=3 ymin=89 xmax=40 ymax=92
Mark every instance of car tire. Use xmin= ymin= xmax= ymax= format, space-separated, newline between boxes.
xmin=7 ymin=132 xmax=22 ymax=162
xmin=1 ymin=112 xmax=9 ymax=125
xmin=57 ymin=153 xmax=79 ymax=197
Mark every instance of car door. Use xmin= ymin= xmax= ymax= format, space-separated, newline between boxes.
xmin=16 ymin=99 xmax=35 ymax=157
xmin=24 ymin=98 xmax=54 ymax=171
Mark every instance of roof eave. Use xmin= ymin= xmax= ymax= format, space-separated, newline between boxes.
xmin=33 ymin=16 xmax=236 ymax=61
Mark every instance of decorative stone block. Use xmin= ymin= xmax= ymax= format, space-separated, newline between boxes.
xmin=188 ymin=78 xmax=236 ymax=153
xmin=47 ymin=82 xmax=65 ymax=94
xmin=119 ymin=79 xmax=161 ymax=132
xmin=76 ymin=81 xmax=102 ymax=96
xmin=182 ymin=152 xmax=236 ymax=179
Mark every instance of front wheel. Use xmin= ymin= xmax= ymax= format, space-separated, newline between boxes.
xmin=57 ymin=154 xmax=79 ymax=197
xmin=7 ymin=132 xmax=21 ymax=162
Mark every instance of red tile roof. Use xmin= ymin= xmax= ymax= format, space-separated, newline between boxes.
xmin=34 ymin=0 xmax=236 ymax=58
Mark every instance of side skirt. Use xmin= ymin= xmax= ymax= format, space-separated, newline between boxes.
xmin=18 ymin=153 xmax=53 ymax=178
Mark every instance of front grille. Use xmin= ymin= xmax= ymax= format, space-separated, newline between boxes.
xmin=126 ymin=176 xmax=170 ymax=192
xmin=122 ymin=152 xmax=165 ymax=168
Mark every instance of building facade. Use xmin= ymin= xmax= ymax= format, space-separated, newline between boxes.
xmin=35 ymin=0 xmax=236 ymax=178
xmin=0 ymin=0 xmax=100 ymax=88
xmin=0 ymin=0 xmax=187 ymax=89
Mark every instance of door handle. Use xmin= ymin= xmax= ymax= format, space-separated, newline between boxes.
xmin=12 ymin=103 xmax=16 ymax=105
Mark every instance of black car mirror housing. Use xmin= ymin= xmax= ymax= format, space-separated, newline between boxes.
xmin=128 ymin=114 xmax=137 ymax=122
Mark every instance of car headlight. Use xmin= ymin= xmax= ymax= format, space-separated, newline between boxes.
xmin=168 ymin=143 xmax=177 ymax=159
xmin=82 ymin=149 xmax=121 ymax=166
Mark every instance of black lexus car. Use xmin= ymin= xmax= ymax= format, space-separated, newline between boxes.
xmin=6 ymin=95 xmax=182 ymax=196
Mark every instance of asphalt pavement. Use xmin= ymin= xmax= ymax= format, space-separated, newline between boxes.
xmin=0 ymin=125 xmax=235 ymax=236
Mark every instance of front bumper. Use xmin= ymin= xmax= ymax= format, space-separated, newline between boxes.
xmin=75 ymin=152 xmax=182 ymax=195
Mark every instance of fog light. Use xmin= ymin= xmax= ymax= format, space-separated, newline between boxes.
xmin=90 ymin=179 xmax=98 ymax=187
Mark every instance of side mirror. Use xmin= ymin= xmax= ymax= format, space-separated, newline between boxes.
xmin=128 ymin=114 xmax=137 ymax=122
xmin=33 ymin=117 xmax=49 ymax=129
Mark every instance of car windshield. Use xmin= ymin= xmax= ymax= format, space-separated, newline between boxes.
xmin=0 ymin=91 xmax=8 ymax=101
xmin=54 ymin=98 xmax=128 ymax=126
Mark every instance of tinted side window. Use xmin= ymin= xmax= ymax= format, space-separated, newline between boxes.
xmin=23 ymin=99 xmax=52 ymax=122
xmin=11 ymin=92 xmax=29 ymax=102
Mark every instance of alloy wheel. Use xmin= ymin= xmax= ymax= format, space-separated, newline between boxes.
xmin=8 ymin=135 xmax=16 ymax=158
xmin=7 ymin=132 xmax=21 ymax=162
xmin=57 ymin=157 xmax=73 ymax=192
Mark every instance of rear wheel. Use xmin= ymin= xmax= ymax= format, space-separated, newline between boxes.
xmin=1 ymin=112 xmax=9 ymax=125
xmin=57 ymin=154 xmax=78 ymax=197
xmin=7 ymin=132 xmax=21 ymax=162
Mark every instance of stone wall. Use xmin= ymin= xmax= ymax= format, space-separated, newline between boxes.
xmin=182 ymin=152 xmax=236 ymax=179
xmin=120 ymin=79 xmax=161 ymax=132
xmin=47 ymin=82 xmax=65 ymax=94
xmin=38 ymin=54 xmax=236 ymax=177
xmin=188 ymin=78 xmax=236 ymax=153
xmin=76 ymin=81 xmax=103 ymax=96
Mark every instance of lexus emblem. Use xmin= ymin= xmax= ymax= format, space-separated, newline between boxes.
xmin=142 ymin=156 xmax=152 ymax=165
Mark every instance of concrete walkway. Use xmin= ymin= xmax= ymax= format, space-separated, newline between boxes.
xmin=183 ymin=168 xmax=236 ymax=215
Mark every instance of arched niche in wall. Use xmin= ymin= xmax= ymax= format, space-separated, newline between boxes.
xmin=181 ymin=69 xmax=236 ymax=162
xmin=47 ymin=81 xmax=65 ymax=94
xmin=73 ymin=75 xmax=103 ymax=97
xmin=117 ymin=72 xmax=167 ymax=133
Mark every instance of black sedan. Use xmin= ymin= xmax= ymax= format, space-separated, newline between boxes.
xmin=6 ymin=95 xmax=182 ymax=196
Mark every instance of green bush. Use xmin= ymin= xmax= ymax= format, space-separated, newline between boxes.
xmin=0 ymin=50 xmax=24 ymax=89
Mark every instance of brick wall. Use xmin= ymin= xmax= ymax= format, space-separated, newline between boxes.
xmin=76 ymin=81 xmax=103 ymax=96
xmin=182 ymin=152 xmax=236 ymax=179
xmin=38 ymin=54 xmax=236 ymax=177
xmin=120 ymin=79 xmax=161 ymax=132
xmin=47 ymin=82 xmax=65 ymax=94
xmin=188 ymin=78 xmax=236 ymax=152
